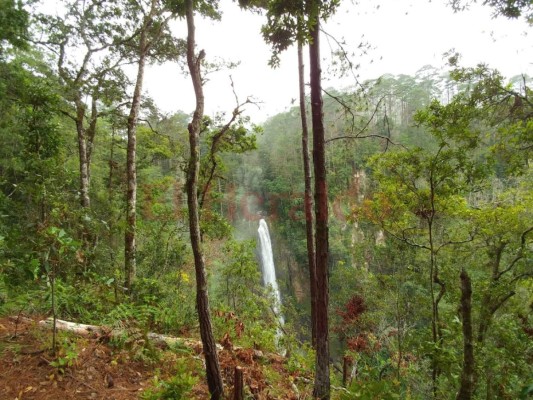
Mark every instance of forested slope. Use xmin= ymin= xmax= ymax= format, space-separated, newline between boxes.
xmin=1 ymin=0 xmax=532 ymax=399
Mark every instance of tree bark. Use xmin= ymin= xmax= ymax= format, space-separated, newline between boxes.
xmin=457 ymin=267 xmax=474 ymax=400
xmin=74 ymin=96 xmax=91 ymax=208
xmin=298 ymin=39 xmax=317 ymax=348
xmin=309 ymin=7 xmax=330 ymax=399
xmin=428 ymin=213 xmax=444 ymax=398
xmin=233 ymin=366 xmax=244 ymax=400
xmin=185 ymin=1 xmax=224 ymax=398
xmin=124 ymin=53 xmax=142 ymax=292
xmin=124 ymin=0 xmax=157 ymax=292
xmin=108 ymin=127 xmax=116 ymax=194
xmin=86 ymin=95 xmax=98 ymax=174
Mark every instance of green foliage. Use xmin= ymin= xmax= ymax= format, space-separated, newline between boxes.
xmin=450 ymin=0 xmax=533 ymax=22
xmin=49 ymin=335 xmax=80 ymax=374
xmin=142 ymin=359 xmax=199 ymax=400
xmin=285 ymin=339 xmax=315 ymax=375
xmin=105 ymin=301 xmax=161 ymax=363
xmin=43 ymin=277 xmax=115 ymax=322
xmin=520 ymin=384 xmax=533 ymax=399
xmin=446 ymin=64 xmax=532 ymax=175
xmin=338 ymin=380 xmax=402 ymax=400
xmin=212 ymin=239 xmax=279 ymax=350
xmin=105 ymin=271 xmax=197 ymax=337
xmin=242 ymin=0 xmax=340 ymax=66
xmin=200 ymin=209 xmax=233 ymax=240
xmin=215 ymin=239 xmax=262 ymax=315
xmin=0 ymin=0 xmax=29 ymax=52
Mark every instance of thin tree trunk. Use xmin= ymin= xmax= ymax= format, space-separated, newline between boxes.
xmin=125 ymin=0 xmax=155 ymax=292
xmin=73 ymin=94 xmax=97 ymax=273
xmin=75 ymin=97 xmax=91 ymax=208
xmin=86 ymin=95 xmax=98 ymax=175
xmin=430 ymin=247 xmax=439 ymax=399
xmin=457 ymin=267 xmax=474 ymax=400
xmin=50 ymin=263 xmax=57 ymax=355
xmin=309 ymin=8 xmax=330 ymax=399
xmin=185 ymin=1 xmax=224 ymax=398
xmin=428 ymin=212 xmax=445 ymax=398
xmin=395 ymin=275 xmax=404 ymax=380
xmin=297 ymin=40 xmax=317 ymax=348
xmin=234 ymin=366 xmax=244 ymax=400
xmin=108 ymin=127 xmax=116 ymax=194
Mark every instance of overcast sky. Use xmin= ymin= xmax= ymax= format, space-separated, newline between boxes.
xmin=143 ymin=0 xmax=532 ymax=123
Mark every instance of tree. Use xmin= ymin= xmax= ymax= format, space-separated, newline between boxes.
xmin=297 ymin=37 xmax=317 ymax=348
xmin=184 ymin=0 xmax=224 ymax=397
xmin=240 ymin=1 xmax=339 ymax=396
xmin=362 ymin=62 xmax=532 ymax=398
xmin=0 ymin=0 xmax=29 ymax=53
xmin=367 ymin=95 xmax=490 ymax=397
xmin=446 ymin=64 xmax=532 ymax=398
xmin=456 ymin=266 xmax=474 ymax=400
xmin=450 ymin=0 xmax=533 ymax=22
xmin=124 ymin=0 xmax=176 ymax=292
xmin=35 ymin=0 xmax=131 ymax=208
xmin=307 ymin=2 xmax=331 ymax=397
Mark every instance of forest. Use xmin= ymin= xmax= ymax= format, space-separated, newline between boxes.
xmin=0 ymin=0 xmax=531 ymax=399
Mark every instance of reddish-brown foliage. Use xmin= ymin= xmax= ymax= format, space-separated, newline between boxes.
xmin=337 ymin=295 xmax=367 ymax=324
xmin=347 ymin=334 xmax=369 ymax=352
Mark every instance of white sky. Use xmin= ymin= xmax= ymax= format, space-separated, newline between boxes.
xmin=144 ymin=0 xmax=532 ymax=122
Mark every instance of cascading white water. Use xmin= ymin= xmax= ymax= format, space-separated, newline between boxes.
xmin=257 ymin=218 xmax=285 ymax=327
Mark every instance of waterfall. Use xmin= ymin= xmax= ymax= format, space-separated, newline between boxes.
xmin=257 ymin=219 xmax=285 ymax=327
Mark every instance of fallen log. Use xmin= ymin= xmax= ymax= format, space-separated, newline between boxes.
xmin=37 ymin=317 xmax=272 ymax=364
xmin=39 ymin=318 xmax=103 ymax=337
xmin=38 ymin=317 xmax=220 ymax=352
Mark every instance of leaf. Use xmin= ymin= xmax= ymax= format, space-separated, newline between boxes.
xmin=519 ymin=384 xmax=533 ymax=399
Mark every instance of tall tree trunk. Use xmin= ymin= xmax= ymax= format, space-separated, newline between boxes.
xmin=74 ymin=94 xmax=94 ymax=273
xmin=309 ymin=7 xmax=330 ymax=399
xmin=457 ymin=267 xmax=474 ymax=400
xmin=86 ymin=95 xmax=98 ymax=176
xmin=185 ymin=1 xmax=224 ymax=398
xmin=298 ymin=40 xmax=317 ymax=348
xmin=124 ymin=58 xmax=142 ymax=292
xmin=108 ymin=127 xmax=116 ymax=194
xmin=429 ymin=246 xmax=439 ymax=398
xmin=124 ymin=0 xmax=156 ymax=292
xmin=75 ymin=97 xmax=91 ymax=208
xmin=428 ymin=211 xmax=445 ymax=398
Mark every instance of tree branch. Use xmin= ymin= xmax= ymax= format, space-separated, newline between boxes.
xmin=384 ymin=227 xmax=432 ymax=251
xmin=199 ymin=77 xmax=256 ymax=209
xmin=320 ymin=28 xmax=366 ymax=91
xmin=495 ymin=226 xmax=532 ymax=281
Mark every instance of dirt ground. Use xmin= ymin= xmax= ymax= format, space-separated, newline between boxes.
xmin=0 ymin=315 xmax=304 ymax=399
